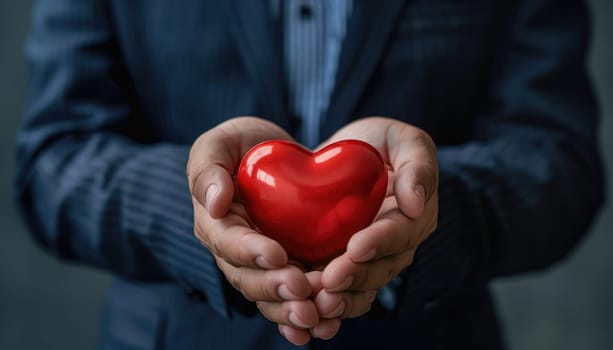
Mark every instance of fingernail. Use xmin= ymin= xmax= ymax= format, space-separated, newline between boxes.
xmin=415 ymin=185 xmax=426 ymax=202
xmin=289 ymin=312 xmax=312 ymax=328
xmin=354 ymin=248 xmax=376 ymax=262
xmin=278 ymin=284 xmax=301 ymax=300
xmin=205 ymin=184 xmax=219 ymax=211
xmin=255 ymin=256 xmax=277 ymax=269
xmin=327 ymin=301 xmax=345 ymax=318
xmin=329 ymin=276 xmax=353 ymax=292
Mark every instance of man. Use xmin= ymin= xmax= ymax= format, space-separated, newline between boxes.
xmin=15 ymin=0 xmax=604 ymax=349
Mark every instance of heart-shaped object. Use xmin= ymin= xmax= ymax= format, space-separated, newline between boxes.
xmin=237 ymin=139 xmax=388 ymax=265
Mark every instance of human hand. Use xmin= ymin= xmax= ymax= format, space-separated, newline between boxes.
xmin=313 ymin=117 xmax=439 ymax=330
xmin=187 ymin=117 xmax=322 ymax=345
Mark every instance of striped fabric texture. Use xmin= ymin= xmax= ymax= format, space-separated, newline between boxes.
xmin=272 ymin=0 xmax=353 ymax=148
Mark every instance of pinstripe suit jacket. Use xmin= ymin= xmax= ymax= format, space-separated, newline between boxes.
xmin=15 ymin=0 xmax=605 ymax=349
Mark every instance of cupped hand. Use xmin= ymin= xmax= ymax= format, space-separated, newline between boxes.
xmin=187 ymin=117 xmax=321 ymax=345
xmin=314 ymin=117 xmax=439 ymax=324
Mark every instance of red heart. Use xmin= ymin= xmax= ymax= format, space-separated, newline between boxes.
xmin=237 ymin=140 xmax=388 ymax=265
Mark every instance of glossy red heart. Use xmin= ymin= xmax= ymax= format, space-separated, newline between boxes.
xmin=237 ymin=139 xmax=388 ymax=265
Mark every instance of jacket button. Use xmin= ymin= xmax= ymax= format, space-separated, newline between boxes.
xmin=299 ymin=5 xmax=313 ymax=19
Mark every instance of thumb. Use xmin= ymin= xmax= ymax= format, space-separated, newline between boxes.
xmin=189 ymin=163 xmax=235 ymax=218
xmin=394 ymin=159 xmax=437 ymax=218
xmin=187 ymin=116 xmax=295 ymax=218
xmin=389 ymin=129 xmax=438 ymax=219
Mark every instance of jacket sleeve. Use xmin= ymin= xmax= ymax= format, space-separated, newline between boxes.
xmin=14 ymin=0 xmax=230 ymax=318
xmin=394 ymin=0 xmax=606 ymax=315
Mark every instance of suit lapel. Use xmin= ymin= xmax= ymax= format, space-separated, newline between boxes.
xmin=322 ymin=0 xmax=408 ymax=139
xmin=225 ymin=0 xmax=289 ymax=130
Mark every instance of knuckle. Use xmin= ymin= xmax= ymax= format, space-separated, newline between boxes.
xmin=344 ymin=292 xmax=375 ymax=319
xmin=403 ymin=249 xmax=416 ymax=267
xmin=194 ymin=225 xmax=212 ymax=250
xmin=211 ymin=236 xmax=224 ymax=257
xmin=413 ymin=129 xmax=437 ymax=155
xmin=186 ymin=146 xmax=200 ymax=181
xmin=198 ymin=237 xmax=212 ymax=251
xmin=354 ymin=265 xmax=369 ymax=290
xmin=229 ymin=274 xmax=242 ymax=292
xmin=261 ymin=284 xmax=273 ymax=301
xmin=261 ymin=272 xmax=277 ymax=300
xmin=340 ymin=296 xmax=353 ymax=319
xmin=386 ymin=259 xmax=399 ymax=280
xmin=228 ymin=268 xmax=244 ymax=293
xmin=237 ymin=232 xmax=257 ymax=263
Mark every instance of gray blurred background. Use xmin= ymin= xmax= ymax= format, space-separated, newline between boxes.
xmin=0 ymin=1 xmax=611 ymax=349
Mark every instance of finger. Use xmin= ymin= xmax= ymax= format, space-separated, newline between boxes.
xmin=187 ymin=116 xmax=294 ymax=216
xmin=187 ymin=133 xmax=237 ymax=215
xmin=217 ymin=258 xmax=311 ymax=302
xmin=314 ymin=289 xmax=345 ymax=318
xmin=389 ymin=126 xmax=438 ymax=219
xmin=195 ymin=200 xmax=287 ymax=269
xmin=346 ymin=204 xmax=415 ymax=263
xmin=315 ymin=289 xmax=378 ymax=319
xmin=310 ymin=319 xmax=341 ymax=340
xmin=190 ymin=163 xmax=235 ymax=218
xmin=321 ymin=250 xmax=414 ymax=292
xmin=318 ymin=117 xmax=438 ymax=219
xmin=305 ymin=270 xmax=324 ymax=297
xmin=256 ymin=300 xmax=319 ymax=329
xmin=278 ymin=324 xmax=311 ymax=346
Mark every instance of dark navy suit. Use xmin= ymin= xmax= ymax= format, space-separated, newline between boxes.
xmin=15 ymin=0 xmax=605 ymax=349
